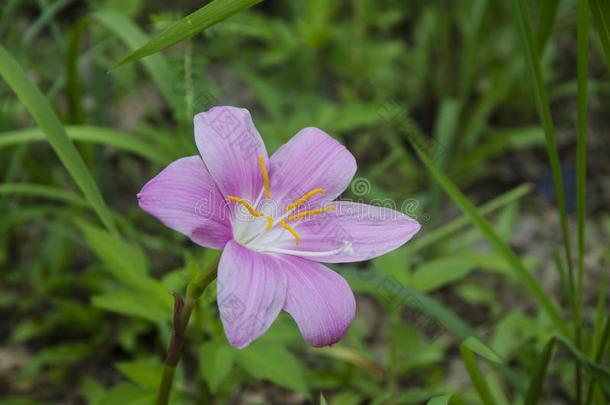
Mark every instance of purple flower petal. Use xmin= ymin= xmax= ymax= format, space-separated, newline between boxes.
xmin=194 ymin=107 xmax=268 ymax=202
xmin=218 ymin=241 xmax=287 ymax=348
xmin=277 ymin=202 xmax=421 ymax=263
xmin=137 ymin=156 xmax=232 ymax=249
xmin=281 ymin=255 xmax=355 ymax=347
xmin=269 ymin=127 xmax=356 ymax=209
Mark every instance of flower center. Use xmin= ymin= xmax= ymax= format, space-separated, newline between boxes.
xmin=227 ymin=155 xmax=336 ymax=248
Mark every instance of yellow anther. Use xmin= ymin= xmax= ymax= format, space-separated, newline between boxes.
xmin=258 ymin=154 xmax=271 ymax=199
xmin=227 ymin=196 xmax=264 ymax=217
xmin=280 ymin=218 xmax=300 ymax=245
xmin=287 ymin=205 xmax=336 ymax=221
xmin=285 ymin=188 xmax=325 ymax=211
xmin=264 ymin=216 xmax=274 ymax=231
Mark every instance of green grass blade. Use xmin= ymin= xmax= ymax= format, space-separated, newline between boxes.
xmin=575 ymin=2 xmax=590 ymax=402
xmin=113 ymin=0 xmax=263 ymax=67
xmin=77 ymin=220 xmax=170 ymax=301
xmin=551 ymin=248 xmax=572 ymax=308
xmin=576 ymin=0 xmax=589 ymax=313
xmin=344 ymin=269 xmax=524 ymax=393
xmin=585 ymin=316 xmax=610 ymax=404
xmin=457 ymin=127 xmax=545 ymax=177
xmin=0 ymin=183 xmax=88 ymax=207
xmin=462 ymin=336 xmax=503 ymax=365
xmin=458 ymin=0 xmax=487 ymax=99
xmin=0 ymin=46 xmax=117 ymax=234
xmin=427 ymin=393 xmax=467 ymax=405
xmin=22 ymin=0 xmax=71 ymax=46
xmin=429 ymin=98 xmax=461 ymax=225
xmin=341 ymin=268 xmax=475 ymax=339
xmin=511 ymin=0 xmax=575 ymax=306
xmin=92 ymin=11 xmax=180 ymax=116
xmin=66 ymin=17 xmax=89 ymax=124
xmin=0 ymin=126 xmax=168 ymax=164
xmin=404 ymin=183 xmax=531 ymax=255
xmin=557 ymin=334 xmax=610 ymax=397
xmin=592 ymin=256 xmax=609 ymax=357
xmin=461 ymin=61 xmax=522 ymax=148
xmin=589 ymin=0 xmax=610 ymax=71
xmin=524 ymin=337 xmax=556 ymax=405
xmin=408 ymin=139 xmax=568 ymax=336
xmin=0 ymin=0 xmax=21 ymax=38
xmin=460 ymin=337 xmax=508 ymax=403
xmin=460 ymin=345 xmax=497 ymax=405
xmin=534 ymin=0 xmax=560 ymax=55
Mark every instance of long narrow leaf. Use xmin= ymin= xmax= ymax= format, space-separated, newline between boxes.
xmin=427 ymin=394 xmax=467 ymax=405
xmin=557 ymin=335 xmax=610 ymax=396
xmin=0 ymin=126 xmax=168 ymax=163
xmin=408 ymin=139 xmax=567 ymax=335
xmin=511 ymin=0 xmax=575 ymax=302
xmin=592 ymin=262 xmax=609 ymax=357
xmin=534 ymin=0 xmax=560 ymax=54
xmin=343 ymin=267 xmax=528 ymax=391
xmin=524 ymin=337 xmax=556 ymax=405
xmin=516 ymin=332 xmax=610 ymax=402
xmin=429 ymin=98 xmax=461 ymax=226
xmin=78 ymin=221 xmax=170 ymax=303
xmin=460 ymin=345 xmax=497 ymax=405
xmin=92 ymin=11 xmax=180 ymax=115
xmin=340 ymin=268 xmax=475 ymax=339
xmin=575 ymin=2 xmax=590 ymax=402
xmin=462 ymin=336 xmax=503 ymax=365
xmin=114 ymin=0 xmax=263 ymax=67
xmin=576 ymin=0 xmax=589 ymax=319
xmin=0 ymin=183 xmax=88 ymax=207
xmin=22 ymin=0 xmax=71 ymax=46
xmin=585 ymin=317 xmax=610 ymax=404
xmin=66 ymin=17 xmax=88 ymax=124
xmin=404 ymin=183 xmax=531 ymax=255
xmin=589 ymin=0 xmax=610 ymax=71
xmin=0 ymin=46 xmax=117 ymax=234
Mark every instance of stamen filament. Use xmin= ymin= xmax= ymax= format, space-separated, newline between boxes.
xmin=227 ymin=196 xmax=264 ymax=217
xmin=285 ymin=188 xmax=325 ymax=211
xmin=279 ymin=218 xmax=300 ymax=245
xmin=264 ymin=216 xmax=274 ymax=231
xmin=287 ymin=205 xmax=336 ymax=221
xmin=258 ymin=154 xmax=271 ymax=199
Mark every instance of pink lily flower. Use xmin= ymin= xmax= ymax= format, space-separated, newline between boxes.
xmin=138 ymin=106 xmax=421 ymax=348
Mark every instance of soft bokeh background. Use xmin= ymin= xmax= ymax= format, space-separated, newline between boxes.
xmin=1 ymin=0 xmax=609 ymax=404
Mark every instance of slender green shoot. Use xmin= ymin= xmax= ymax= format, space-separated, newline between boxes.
xmin=575 ymin=1 xmax=590 ymax=402
xmin=0 ymin=46 xmax=117 ymax=234
xmin=113 ymin=0 xmax=264 ymax=67
xmin=511 ymin=0 xmax=575 ymax=319
xmin=404 ymin=183 xmax=531 ymax=255
xmin=460 ymin=345 xmax=497 ymax=405
xmin=524 ymin=337 xmax=556 ymax=405
xmin=408 ymin=138 xmax=568 ymax=336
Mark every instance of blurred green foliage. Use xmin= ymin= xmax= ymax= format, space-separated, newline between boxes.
xmin=0 ymin=0 xmax=609 ymax=404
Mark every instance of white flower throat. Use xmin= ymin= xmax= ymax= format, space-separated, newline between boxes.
xmin=227 ymin=155 xmax=353 ymax=257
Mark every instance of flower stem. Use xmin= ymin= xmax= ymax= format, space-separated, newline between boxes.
xmin=156 ymin=258 xmax=219 ymax=405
